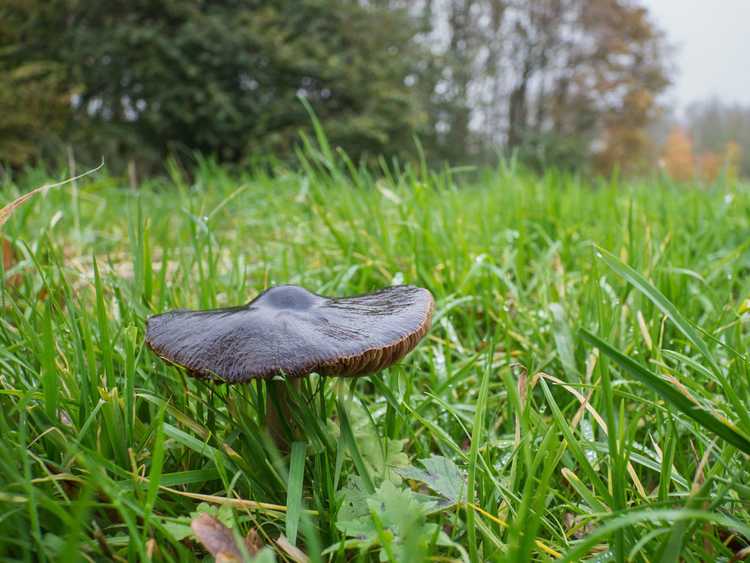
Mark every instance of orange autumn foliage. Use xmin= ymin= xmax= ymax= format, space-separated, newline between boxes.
xmin=661 ymin=127 xmax=694 ymax=181
xmin=724 ymin=141 xmax=742 ymax=183
xmin=696 ymin=152 xmax=722 ymax=183
xmin=662 ymin=127 xmax=744 ymax=183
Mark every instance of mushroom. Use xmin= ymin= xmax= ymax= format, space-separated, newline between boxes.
xmin=146 ymin=284 xmax=434 ymax=449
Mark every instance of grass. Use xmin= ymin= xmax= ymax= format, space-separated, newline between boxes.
xmin=1 ymin=147 xmax=750 ymax=561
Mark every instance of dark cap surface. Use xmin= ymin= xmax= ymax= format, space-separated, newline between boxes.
xmin=146 ymin=285 xmax=434 ymax=382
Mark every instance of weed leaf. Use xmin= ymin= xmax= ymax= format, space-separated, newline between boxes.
xmin=398 ymin=455 xmax=467 ymax=504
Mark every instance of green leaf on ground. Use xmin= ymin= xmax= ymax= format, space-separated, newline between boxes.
xmin=398 ymin=455 xmax=467 ymax=504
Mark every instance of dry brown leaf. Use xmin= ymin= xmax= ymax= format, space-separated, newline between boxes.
xmin=244 ymin=528 xmax=263 ymax=556
xmin=0 ymin=161 xmax=102 ymax=229
xmin=191 ymin=513 xmax=261 ymax=562
xmin=191 ymin=514 xmax=242 ymax=561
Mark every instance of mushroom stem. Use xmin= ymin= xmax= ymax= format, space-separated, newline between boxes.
xmin=264 ymin=378 xmax=301 ymax=452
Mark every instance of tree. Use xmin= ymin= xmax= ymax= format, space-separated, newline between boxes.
xmin=685 ymin=99 xmax=749 ymax=179
xmin=4 ymin=0 xmax=672 ymax=172
xmin=413 ymin=0 xmax=670 ymax=171
xmin=659 ymin=115 xmax=746 ymax=183
xmin=12 ymin=0 xmax=429 ymax=168
xmin=0 ymin=1 xmax=70 ymax=167
xmin=661 ymin=127 xmax=694 ymax=181
xmin=584 ymin=1 xmax=670 ymax=174
xmin=724 ymin=141 xmax=742 ymax=183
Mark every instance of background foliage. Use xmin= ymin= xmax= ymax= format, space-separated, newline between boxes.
xmin=4 ymin=0 xmax=427 ymax=169
xmin=2 ymin=0 xmax=674 ymax=174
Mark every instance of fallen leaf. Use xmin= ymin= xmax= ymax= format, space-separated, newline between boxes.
xmin=191 ymin=513 xmax=261 ymax=561
xmin=244 ymin=528 xmax=263 ymax=556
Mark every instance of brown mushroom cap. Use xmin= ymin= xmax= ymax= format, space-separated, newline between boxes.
xmin=146 ymin=284 xmax=434 ymax=382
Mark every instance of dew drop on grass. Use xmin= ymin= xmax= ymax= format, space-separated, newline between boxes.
xmin=433 ymin=345 xmax=447 ymax=381
xmin=581 ymin=419 xmax=597 ymax=464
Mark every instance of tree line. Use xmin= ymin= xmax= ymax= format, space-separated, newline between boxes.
xmin=2 ymin=0 xmax=672 ymax=174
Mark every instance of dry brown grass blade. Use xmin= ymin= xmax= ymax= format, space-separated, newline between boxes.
xmin=2 ymin=238 xmax=13 ymax=271
xmin=157 ymin=484 xmax=292 ymax=514
xmin=0 ymin=161 xmax=103 ymax=228
xmin=539 ymin=372 xmax=649 ymax=499
xmin=275 ymin=535 xmax=309 ymax=563
xmin=1 ymin=237 xmax=21 ymax=287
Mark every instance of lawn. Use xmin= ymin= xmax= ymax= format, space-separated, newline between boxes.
xmin=2 ymin=149 xmax=750 ymax=561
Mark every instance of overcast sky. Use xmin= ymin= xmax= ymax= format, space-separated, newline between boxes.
xmin=642 ymin=0 xmax=750 ymax=111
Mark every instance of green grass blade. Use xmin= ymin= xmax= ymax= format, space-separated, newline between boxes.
xmin=539 ymin=377 xmax=612 ymax=503
xmin=561 ymin=468 xmax=610 ymax=515
xmin=337 ymin=399 xmax=375 ymax=494
xmin=466 ymin=350 xmax=491 ymax=562
xmin=143 ymin=406 xmax=167 ymax=537
xmin=594 ymin=245 xmax=750 ymax=431
xmin=595 ymin=246 xmax=718 ymax=371
xmin=286 ymin=441 xmax=306 ymax=546
xmin=580 ymin=329 xmax=750 ymax=455
xmin=560 ymin=509 xmax=750 ymax=562
xmin=549 ymin=303 xmax=579 ymax=383
xmin=40 ymin=303 xmax=57 ymax=421
xmin=597 ymin=335 xmax=626 ymax=562
xmin=93 ymin=257 xmax=114 ymax=387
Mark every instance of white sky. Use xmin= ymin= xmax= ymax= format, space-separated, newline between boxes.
xmin=643 ymin=0 xmax=750 ymax=110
